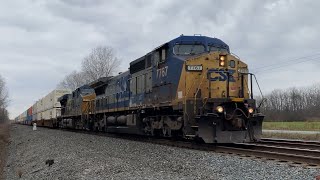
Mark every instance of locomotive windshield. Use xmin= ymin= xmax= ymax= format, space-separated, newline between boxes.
xmin=208 ymin=45 xmax=229 ymax=53
xmin=173 ymin=44 xmax=205 ymax=55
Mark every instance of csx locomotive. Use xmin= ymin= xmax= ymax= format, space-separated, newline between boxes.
xmin=57 ymin=35 xmax=264 ymax=143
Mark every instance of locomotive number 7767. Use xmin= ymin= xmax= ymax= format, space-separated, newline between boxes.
xmin=157 ymin=66 xmax=168 ymax=79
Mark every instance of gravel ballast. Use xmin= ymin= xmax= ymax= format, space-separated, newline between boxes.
xmin=4 ymin=125 xmax=320 ymax=180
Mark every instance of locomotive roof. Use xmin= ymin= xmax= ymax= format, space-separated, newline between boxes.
xmin=168 ymin=35 xmax=229 ymax=50
xmin=130 ymin=35 xmax=229 ymax=66
xmin=151 ymin=35 xmax=229 ymax=51
xmin=89 ymin=76 xmax=113 ymax=89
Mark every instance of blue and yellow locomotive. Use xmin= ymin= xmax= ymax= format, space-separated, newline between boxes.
xmin=60 ymin=35 xmax=264 ymax=143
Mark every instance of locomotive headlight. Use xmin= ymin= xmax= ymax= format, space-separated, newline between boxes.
xmin=248 ymin=107 xmax=254 ymax=114
xmin=219 ymin=55 xmax=226 ymax=67
xmin=216 ymin=106 xmax=224 ymax=113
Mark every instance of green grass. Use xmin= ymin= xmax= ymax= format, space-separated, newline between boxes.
xmin=263 ymin=121 xmax=320 ymax=131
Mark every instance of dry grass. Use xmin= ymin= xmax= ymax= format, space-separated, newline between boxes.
xmin=262 ymin=132 xmax=320 ymax=141
xmin=263 ymin=121 xmax=320 ymax=131
xmin=0 ymin=123 xmax=9 ymax=180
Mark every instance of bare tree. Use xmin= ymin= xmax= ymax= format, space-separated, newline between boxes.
xmin=57 ymin=71 xmax=88 ymax=91
xmin=81 ymin=46 xmax=120 ymax=82
xmin=0 ymin=75 xmax=9 ymax=108
xmin=0 ymin=74 xmax=9 ymax=122
xmin=257 ymin=83 xmax=320 ymax=121
xmin=57 ymin=46 xmax=120 ymax=91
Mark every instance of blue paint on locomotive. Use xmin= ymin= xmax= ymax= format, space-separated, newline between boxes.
xmin=98 ymin=35 xmax=230 ymax=110
xmin=149 ymin=35 xmax=229 ymax=104
xmin=207 ymin=68 xmax=236 ymax=82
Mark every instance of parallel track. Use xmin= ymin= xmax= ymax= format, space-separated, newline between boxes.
xmin=141 ymin=139 xmax=320 ymax=168
xmin=258 ymin=138 xmax=320 ymax=150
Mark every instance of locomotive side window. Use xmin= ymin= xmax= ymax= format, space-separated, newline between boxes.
xmin=146 ymin=54 xmax=152 ymax=68
xmin=153 ymin=51 xmax=160 ymax=66
xmin=161 ymin=49 xmax=166 ymax=62
xmin=229 ymin=60 xmax=235 ymax=68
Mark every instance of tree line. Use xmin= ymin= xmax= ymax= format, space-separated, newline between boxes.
xmin=256 ymin=84 xmax=320 ymax=121
xmin=0 ymin=74 xmax=9 ymax=123
xmin=57 ymin=46 xmax=120 ymax=90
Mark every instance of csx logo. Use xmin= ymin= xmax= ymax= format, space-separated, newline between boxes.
xmin=207 ymin=68 xmax=235 ymax=82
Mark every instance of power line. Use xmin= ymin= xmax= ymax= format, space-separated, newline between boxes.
xmin=251 ymin=51 xmax=320 ymax=73
xmin=254 ymin=56 xmax=320 ymax=74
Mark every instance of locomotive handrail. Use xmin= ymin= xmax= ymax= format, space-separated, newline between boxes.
xmin=239 ymin=72 xmax=266 ymax=113
xmin=238 ymin=72 xmax=264 ymax=99
xmin=194 ymin=73 xmax=207 ymax=115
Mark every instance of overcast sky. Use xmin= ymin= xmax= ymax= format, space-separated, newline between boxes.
xmin=1 ymin=0 xmax=320 ymax=118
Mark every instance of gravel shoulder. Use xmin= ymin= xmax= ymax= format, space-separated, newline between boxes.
xmin=0 ymin=123 xmax=9 ymax=180
xmin=3 ymin=125 xmax=320 ymax=180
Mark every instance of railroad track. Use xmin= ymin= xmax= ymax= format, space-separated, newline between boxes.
xmin=49 ymin=126 xmax=320 ymax=168
xmin=258 ymin=138 xmax=320 ymax=150
xmin=145 ymin=140 xmax=320 ymax=168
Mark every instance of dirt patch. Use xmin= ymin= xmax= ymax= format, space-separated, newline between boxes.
xmin=0 ymin=123 xmax=9 ymax=180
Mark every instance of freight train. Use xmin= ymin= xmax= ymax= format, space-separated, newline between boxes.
xmin=15 ymin=89 xmax=72 ymax=126
xmin=15 ymin=35 xmax=264 ymax=143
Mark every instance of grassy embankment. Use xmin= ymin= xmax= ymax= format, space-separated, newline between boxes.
xmin=262 ymin=121 xmax=320 ymax=141
xmin=0 ymin=123 xmax=9 ymax=179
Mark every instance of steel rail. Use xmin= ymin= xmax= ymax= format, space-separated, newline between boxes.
xmin=261 ymin=138 xmax=320 ymax=145
xmin=257 ymin=140 xmax=320 ymax=151
xmin=215 ymin=146 xmax=320 ymax=166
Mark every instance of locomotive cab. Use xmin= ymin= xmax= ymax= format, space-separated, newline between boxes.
xmin=173 ymin=41 xmax=264 ymax=143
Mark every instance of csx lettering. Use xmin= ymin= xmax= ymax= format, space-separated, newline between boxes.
xmin=207 ymin=68 xmax=235 ymax=82
xmin=157 ymin=66 xmax=168 ymax=78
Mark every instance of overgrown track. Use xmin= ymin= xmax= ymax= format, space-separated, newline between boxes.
xmin=47 ymin=126 xmax=320 ymax=168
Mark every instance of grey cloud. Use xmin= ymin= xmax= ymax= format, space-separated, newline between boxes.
xmin=0 ymin=0 xmax=319 ymax=118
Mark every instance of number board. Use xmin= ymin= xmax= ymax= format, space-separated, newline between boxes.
xmin=186 ymin=65 xmax=203 ymax=71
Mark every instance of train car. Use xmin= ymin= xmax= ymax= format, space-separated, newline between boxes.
xmin=32 ymin=89 xmax=71 ymax=127
xmin=58 ymin=85 xmax=96 ymax=129
xmin=22 ymin=110 xmax=27 ymax=125
xmin=26 ymin=106 xmax=32 ymax=125
xmin=32 ymin=101 xmax=38 ymax=124
xmin=59 ymin=34 xmax=264 ymax=143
